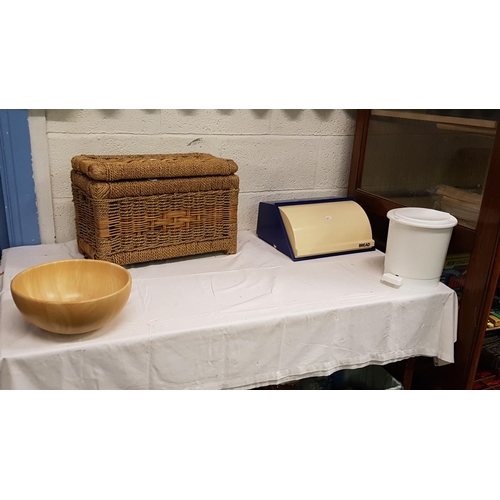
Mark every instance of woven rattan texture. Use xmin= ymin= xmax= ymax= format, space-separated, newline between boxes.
xmin=72 ymin=153 xmax=238 ymax=181
xmin=71 ymin=170 xmax=239 ymax=199
xmin=72 ymin=178 xmax=238 ymax=265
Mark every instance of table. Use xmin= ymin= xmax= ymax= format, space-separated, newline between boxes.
xmin=0 ymin=231 xmax=457 ymax=390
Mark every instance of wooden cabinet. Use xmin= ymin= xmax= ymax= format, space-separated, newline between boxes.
xmin=348 ymin=110 xmax=500 ymax=389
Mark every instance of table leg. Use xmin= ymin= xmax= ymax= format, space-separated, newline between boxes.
xmin=402 ymin=358 xmax=416 ymax=390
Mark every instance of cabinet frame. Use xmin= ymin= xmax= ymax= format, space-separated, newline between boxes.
xmin=348 ymin=109 xmax=500 ymax=389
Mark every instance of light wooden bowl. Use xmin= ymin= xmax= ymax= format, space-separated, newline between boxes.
xmin=11 ymin=259 xmax=132 ymax=334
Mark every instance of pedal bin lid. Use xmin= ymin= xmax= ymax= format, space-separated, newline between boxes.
xmin=387 ymin=207 xmax=458 ymax=229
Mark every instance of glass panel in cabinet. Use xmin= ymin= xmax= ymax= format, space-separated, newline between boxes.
xmin=360 ymin=110 xmax=499 ymax=229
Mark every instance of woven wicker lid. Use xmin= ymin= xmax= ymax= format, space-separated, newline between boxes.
xmin=71 ymin=153 xmax=238 ymax=181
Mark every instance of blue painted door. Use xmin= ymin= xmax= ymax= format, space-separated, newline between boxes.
xmin=0 ymin=171 xmax=9 ymax=252
xmin=0 ymin=109 xmax=40 ymax=253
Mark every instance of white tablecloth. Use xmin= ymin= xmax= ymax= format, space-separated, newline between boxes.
xmin=0 ymin=231 xmax=457 ymax=390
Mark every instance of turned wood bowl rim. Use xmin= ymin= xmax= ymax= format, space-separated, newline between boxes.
xmin=10 ymin=259 xmax=132 ymax=305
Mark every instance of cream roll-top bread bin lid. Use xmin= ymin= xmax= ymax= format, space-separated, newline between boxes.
xmin=256 ymin=198 xmax=375 ymax=261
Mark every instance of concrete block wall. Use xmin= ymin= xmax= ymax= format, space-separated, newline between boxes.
xmin=31 ymin=109 xmax=356 ymax=243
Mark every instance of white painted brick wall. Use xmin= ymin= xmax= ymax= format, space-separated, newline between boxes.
xmin=46 ymin=109 xmax=161 ymax=134
xmin=270 ymin=109 xmax=356 ymax=136
xmin=31 ymin=109 xmax=356 ymax=243
xmin=161 ymin=109 xmax=271 ymax=135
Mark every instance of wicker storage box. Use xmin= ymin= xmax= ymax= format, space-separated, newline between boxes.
xmin=71 ymin=153 xmax=239 ymax=265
